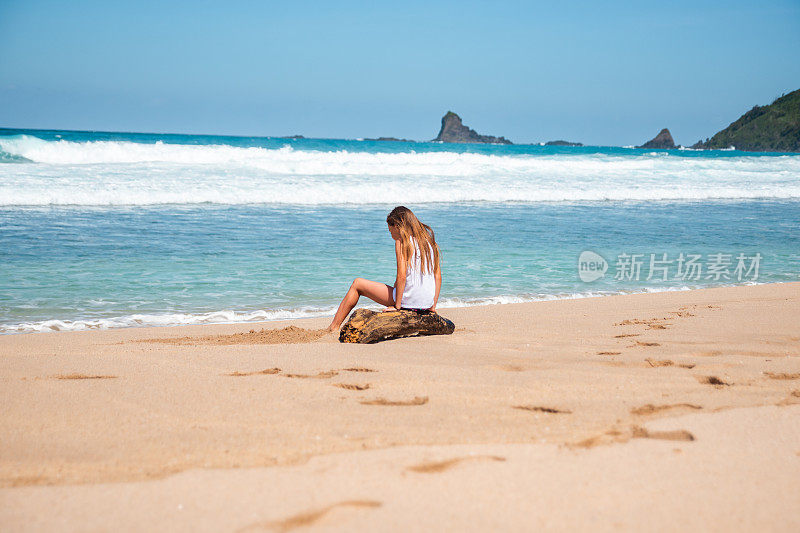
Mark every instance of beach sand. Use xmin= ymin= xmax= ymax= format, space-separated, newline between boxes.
xmin=1 ymin=283 xmax=798 ymax=531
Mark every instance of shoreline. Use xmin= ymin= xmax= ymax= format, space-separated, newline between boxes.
xmin=1 ymin=282 xmax=798 ymax=530
xmin=0 ymin=280 xmax=777 ymax=335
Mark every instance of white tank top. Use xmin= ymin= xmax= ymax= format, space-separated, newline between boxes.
xmin=392 ymin=238 xmax=436 ymax=309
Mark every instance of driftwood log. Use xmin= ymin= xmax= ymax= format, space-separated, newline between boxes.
xmin=339 ymin=308 xmax=455 ymax=344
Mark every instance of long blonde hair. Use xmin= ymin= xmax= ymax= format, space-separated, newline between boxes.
xmin=386 ymin=206 xmax=440 ymax=275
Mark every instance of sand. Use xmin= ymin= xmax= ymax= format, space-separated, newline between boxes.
xmin=142 ymin=325 xmax=330 ymax=345
xmin=1 ymin=282 xmax=799 ymax=531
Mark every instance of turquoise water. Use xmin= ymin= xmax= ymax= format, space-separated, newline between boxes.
xmin=1 ymin=128 xmax=798 ymax=332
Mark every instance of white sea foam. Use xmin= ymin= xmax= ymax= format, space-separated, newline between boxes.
xmin=1 ymin=285 xmax=709 ymax=334
xmin=0 ymin=307 xmax=336 ymax=334
xmin=1 ymin=135 xmax=799 ymax=205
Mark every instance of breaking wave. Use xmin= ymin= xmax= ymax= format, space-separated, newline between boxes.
xmin=1 ymin=135 xmax=799 ymax=205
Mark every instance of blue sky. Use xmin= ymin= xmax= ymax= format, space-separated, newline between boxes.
xmin=1 ymin=0 xmax=798 ymax=145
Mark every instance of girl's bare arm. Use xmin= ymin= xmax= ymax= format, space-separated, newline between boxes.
xmin=430 ymin=262 xmax=442 ymax=312
xmin=392 ymin=239 xmax=407 ymax=309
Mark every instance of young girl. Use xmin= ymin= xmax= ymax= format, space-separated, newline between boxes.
xmin=327 ymin=206 xmax=442 ymax=332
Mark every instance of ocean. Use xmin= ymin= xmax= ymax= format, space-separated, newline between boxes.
xmin=1 ymin=128 xmax=798 ymax=333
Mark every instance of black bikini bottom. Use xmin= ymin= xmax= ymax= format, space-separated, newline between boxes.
xmin=401 ymin=307 xmax=432 ymax=314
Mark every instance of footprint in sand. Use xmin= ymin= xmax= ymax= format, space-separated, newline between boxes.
xmin=615 ymin=318 xmax=672 ymax=329
xmin=572 ymin=424 xmax=694 ymax=448
xmin=632 ymin=426 xmax=695 ymax=442
xmin=513 ymin=405 xmax=572 ymax=414
xmin=53 ymin=374 xmax=117 ymax=380
xmin=334 ymin=383 xmax=370 ymax=391
xmin=616 ymin=319 xmax=647 ymax=326
xmin=630 ymin=403 xmax=702 ymax=416
xmin=571 ymin=428 xmax=629 ymax=449
xmin=598 ymin=351 xmax=622 ymax=355
xmin=283 ymin=370 xmax=339 ymax=379
xmin=777 ymin=391 xmax=800 ymax=406
xmin=690 ymin=350 xmax=723 ymax=357
xmin=360 ymin=396 xmax=428 ymax=406
xmin=644 ymin=358 xmax=694 ymax=369
xmin=406 ymin=455 xmax=506 ymax=473
xmin=236 ymin=500 xmax=381 ymax=532
xmin=698 ymin=375 xmax=731 ymax=387
xmin=342 ymin=367 xmax=377 ymax=373
xmin=764 ymin=372 xmax=800 ymax=380
xmin=644 ymin=358 xmax=670 ymax=367
xmin=629 ymin=340 xmax=661 ymax=348
xmin=615 ymin=308 xmax=701 ymax=330
xmin=225 ymin=368 xmax=281 ymax=377
xmin=614 ymin=334 xmax=640 ymax=338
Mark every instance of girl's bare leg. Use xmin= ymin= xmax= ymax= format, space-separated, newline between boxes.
xmin=328 ymin=278 xmax=394 ymax=331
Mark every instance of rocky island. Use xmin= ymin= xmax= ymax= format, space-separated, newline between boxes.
xmin=691 ymin=88 xmax=799 ymax=152
xmin=638 ymin=128 xmax=676 ymax=149
xmin=433 ymin=111 xmax=512 ymax=144
xmin=364 ymin=137 xmax=415 ymax=142
xmin=545 ymin=140 xmax=583 ymax=147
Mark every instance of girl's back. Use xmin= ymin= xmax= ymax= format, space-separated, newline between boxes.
xmin=397 ymin=237 xmax=436 ymax=309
